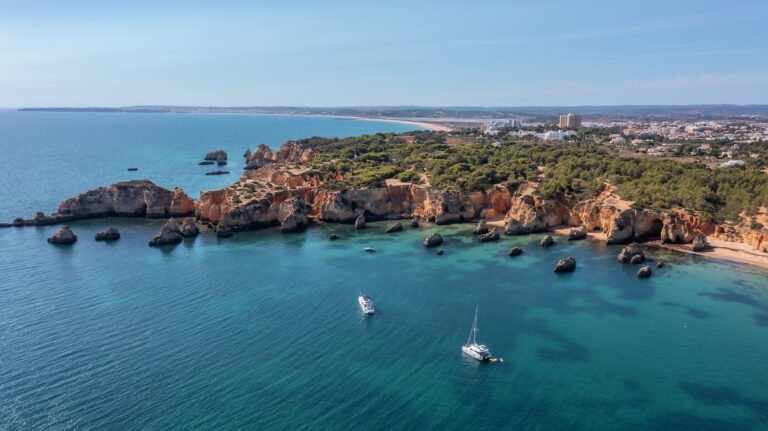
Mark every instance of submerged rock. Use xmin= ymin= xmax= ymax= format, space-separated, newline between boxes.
xmin=691 ymin=234 xmax=708 ymax=251
xmin=149 ymin=218 xmax=183 ymax=246
xmin=554 ymin=256 xmax=576 ymax=272
xmin=423 ymin=232 xmax=443 ymax=247
xmin=205 ymin=150 xmax=227 ymax=161
xmin=48 ymin=225 xmax=77 ymax=244
xmin=656 ymin=260 xmax=664 ymax=268
xmin=94 ymin=226 xmax=120 ymax=241
xmin=385 ymin=222 xmax=403 ymax=233
xmin=12 ymin=217 xmax=24 ymax=226
xmin=617 ymin=242 xmax=645 ymax=263
xmin=205 ymin=170 xmax=230 ymax=176
xmin=507 ymin=247 xmax=523 ymax=256
xmin=127 ymin=168 xmax=138 ymax=171
xmin=199 ymin=161 xmax=215 ymax=165
xmin=329 ymin=234 xmax=338 ymax=240
xmin=473 ymin=219 xmax=489 ymax=235
xmin=568 ymin=225 xmax=587 ymax=241
xmin=354 ymin=213 xmax=366 ymax=229
xmin=216 ymin=225 xmax=233 ymax=238
xmin=436 ymin=249 xmax=444 ymax=255
xmin=180 ymin=218 xmax=200 ymax=237
xmin=478 ymin=227 xmax=500 ymax=242
xmin=637 ymin=266 xmax=652 ymax=278
xmin=540 ymin=235 xmax=554 ymax=247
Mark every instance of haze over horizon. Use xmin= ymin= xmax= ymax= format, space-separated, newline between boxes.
xmin=2 ymin=0 xmax=767 ymax=107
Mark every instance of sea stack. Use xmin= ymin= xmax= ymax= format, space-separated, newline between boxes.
xmin=473 ymin=219 xmax=489 ymax=235
xmin=540 ymin=235 xmax=554 ymax=247
xmin=423 ymin=232 xmax=443 ymax=247
xmin=554 ymin=256 xmax=576 ymax=272
xmin=94 ymin=226 xmax=120 ymax=241
xmin=354 ymin=213 xmax=366 ymax=229
xmin=617 ymin=242 xmax=645 ymax=263
xmin=385 ymin=222 xmax=403 ymax=233
xmin=48 ymin=225 xmax=77 ymax=244
xmin=149 ymin=218 xmax=183 ymax=246
xmin=205 ymin=150 xmax=227 ymax=161
xmin=478 ymin=227 xmax=500 ymax=242
xmin=180 ymin=218 xmax=200 ymax=237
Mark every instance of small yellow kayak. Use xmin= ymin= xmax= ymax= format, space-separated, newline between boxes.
xmin=490 ymin=358 xmax=498 ymax=362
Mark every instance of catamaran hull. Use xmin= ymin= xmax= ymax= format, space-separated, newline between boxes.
xmin=462 ymin=345 xmax=490 ymax=361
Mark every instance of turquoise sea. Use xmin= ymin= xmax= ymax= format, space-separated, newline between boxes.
xmin=1 ymin=111 xmax=768 ymax=430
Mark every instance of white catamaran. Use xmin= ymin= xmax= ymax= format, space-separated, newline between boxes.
xmin=358 ymin=295 xmax=375 ymax=314
xmin=462 ymin=306 xmax=491 ymax=361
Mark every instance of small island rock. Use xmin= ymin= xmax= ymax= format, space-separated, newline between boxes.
xmin=617 ymin=242 xmax=645 ymax=263
xmin=656 ymin=260 xmax=664 ymax=268
xmin=410 ymin=219 xmax=419 ymax=228
xmin=629 ymin=254 xmax=646 ymax=264
xmin=48 ymin=225 xmax=77 ymax=244
xmin=354 ymin=213 xmax=366 ymax=229
xmin=423 ymin=232 xmax=443 ymax=247
xmin=508 ymin=247 xmax=524 ymax=256
xmin=180 ymin=218 xmax=200 ymax=237
xmin=473 ymin=219 xmax=489 ymax=235
xmin=95 ymin=226 xmax=120 ymax=241
xmin=149 ymin=218 xmax=183 ymax=246
xmin=329 ymin=234 xmax=338 ymax=240
xmin=385 ymin=222 xmax=403 ymax=233
xmin=478 ymin=227 xmax=500 ymax=242
xmin=436 ymin=249 xmax=444 ymax=255
xmin=540 ymin=235 xmax=554 ymax=247
xmin=205 ymin=150 xmax=227 ymax=161
xmin=637 ymin=266 xmax=652 ymax=277
xmin=554 ymin=256 xmax=576 ymax=272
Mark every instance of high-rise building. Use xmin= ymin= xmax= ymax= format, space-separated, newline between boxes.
xmin=558 ymin=113 xmax=582 ymax=129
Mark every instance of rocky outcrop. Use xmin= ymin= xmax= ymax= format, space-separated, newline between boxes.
xmin=554 ymin=256 xmax=576 ymax=272
xmin=180 ymin=218 xmax=200 ymax=237
xmin=508 ymin=247 xmax=523 ymax=256
xmin=617 ymin=242 xmax=645 ymax=263
xmin=279 ymin=197 xmax=309 ymax=233
xmin=385 ymin=222 xmax=403 ymax=233
xmin=216 ymin=155 xmax=227 ymax=166
xmin=473 ymin=219 xmax=489 ymax=235
xmin=691 ymin=234 xmax=708 ymax=251
xmin=354 ymin=213 xmax=366 ymax=229
xmin=48 ymin=226 xmax=77 ymax=244
xmin=329 ymin=234 xmax=338 ymax=240
xmin=629 ymin=254 xmax=645 ymax=264
xmin=605 ymin=209 xmax=664 ymax=244
xmin=478 ymin=227 xmax=500 ymax=242
xmin=149 ymin=218 xmax=183 ymax=246
xmin=503 ymin=195 xmax=571 ymax=235
xmin=540 ymin=235 xmax=554 ymax=247
xmin=216 ymin=225 xmax=233 ymax=238
xmin=568 ymin=225 xmax=587 ymax=241
xmin=244 ymin=142 xmax=315 ymax=170
xmin=637 ymin=266 xmax=652 ymax=277
xmin=54 ymin=180 xmax=196 ymax=221
xmin=423 ymin=232 xmax=443 ymax=247
xmin=205 ymin=150 xmax=227 ymax=161
xmin=436 ymin=249 xmax=444 ymax=255
xmin=656 ymin=260 xmax=664 ymax=268
xmin=411 ymin=219 xmax=420 ymax=228
xmin=95 ymin=226 xmax=120 ymax=241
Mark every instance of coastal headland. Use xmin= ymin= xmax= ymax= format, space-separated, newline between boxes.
xmin=6 ymin=131 xmax=768 ymax=269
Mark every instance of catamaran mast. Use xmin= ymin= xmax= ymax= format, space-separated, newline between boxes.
xmin=466 ymin=305 xmax=478 ymax=345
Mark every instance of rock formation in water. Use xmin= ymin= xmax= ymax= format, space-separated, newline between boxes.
xmin=199 ymin=161 xmax=215 ymax=165
xmin=95 ymin=226 xmax=120 ymax=241
xmin=540 ymin=235 xmax=554 ymax=247
xmin=354 ymin=213 xmax=366 ymax=229
xmin=46 ymin=180 xmax=196 ymax=223
xmin=478 ymin=227 xmax=500 ymax=242
xmin=216 ymin=225 xmax=233 ymax=238
xmin=508 ymin=247 xmax=523 ymax=256
xmin=424 ymin=232 xmax=443 ymax=247
xmin=656 ymin=260 xmax=664 ymax=268
xmin=205 ymin=170 xmax=230 ymax=176
xmin=48 ymin=225 xmax=77 ymax=244
xmin=205 ymin=150 xmax=227 ymax=161
xmin=385 ymin=222 xmax=403 ymax=233
xmin=554 ymin=256 xmax=576 ymax=272
xmin=473 ymin=219 xmax=489 ymax=235
xmin=149 ymin=218 xmax=183 ymax=246
xmin=617 ymin=242 xmax=645 ymax=263
xmin=436 ymin=249 xmax=444 ymax=255
xmin=216 ymin=155 xmax=227 ymax=166
xmin=180 ymin=218 xmax=200 ymax=237
xmin=637 ymin=266 xmax=652 ymax=277
xmin=278 ymin=197 xmax=309 ymax=233
xmin=411 ymin=219 xmax=420 ymax=228
xmin=629 ymin=254 xmax=645 ymax=264
xmin=329 ymin=234 xmax=338 ymax=240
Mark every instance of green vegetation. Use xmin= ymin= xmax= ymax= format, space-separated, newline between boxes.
xmin=294 ymin=131 xmax=768 ymax=223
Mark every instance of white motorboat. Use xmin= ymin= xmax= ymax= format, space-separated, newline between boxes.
xmin=462 ymin=306 xmax=491 ymax=361
xmin=364 ymin=247 xmax=377 ymax=252
xmin=358 ymin=295 xmax=375 ymax=314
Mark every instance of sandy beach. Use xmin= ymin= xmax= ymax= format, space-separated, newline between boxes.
xmin=346 ymin=116 xmax=455 ymax=132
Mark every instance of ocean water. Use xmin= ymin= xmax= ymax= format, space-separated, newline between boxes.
xmin=1 ymin=113 xmax=768 ymax=430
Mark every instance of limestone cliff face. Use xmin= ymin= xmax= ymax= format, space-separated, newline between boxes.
xmin=54 ymin=180 xmax=196 ymax=220
xmin=503 ymin=195 xmax=571 ymax=234
xmin=244 ymin=142 xmax=316 ymax=170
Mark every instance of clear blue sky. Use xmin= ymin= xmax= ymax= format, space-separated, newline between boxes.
xmin=1 ymin=0 xmax=766 ymax=107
